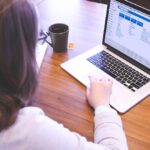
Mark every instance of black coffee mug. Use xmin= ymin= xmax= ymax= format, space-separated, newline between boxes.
xmin=47 ymin=23 xmax=69 ymax=53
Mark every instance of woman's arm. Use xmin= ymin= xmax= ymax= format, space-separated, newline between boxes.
xmin=94 ymin=106 xmax=128 ymax=150
xmin=87 ymin=76 xmax=128 ymax=150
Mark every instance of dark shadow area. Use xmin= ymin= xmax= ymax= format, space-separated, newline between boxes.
xmin=127 ymin=0 xmax=150 ymax=10
xmin=87 ymin=0 xmax=150 ymax=10
xmin=87 ymin=0 xmax=108 ymax=4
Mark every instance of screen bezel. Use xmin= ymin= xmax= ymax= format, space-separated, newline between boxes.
xmin=102 ymin=0 xmax=150 ymax=74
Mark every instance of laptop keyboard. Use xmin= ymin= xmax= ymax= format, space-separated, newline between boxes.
xmin=87 ymin=51 xmax=150 ymax=92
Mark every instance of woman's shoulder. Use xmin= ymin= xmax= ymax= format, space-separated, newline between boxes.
xmin=0 ymin=107 xmax=65 ymax=149
xmin=18 ymin=106 xmax=58 ymax=127
xmin=0 ymin=106 xmax=58 ymax=134
xmin=19 ymin=106 xmax=45 ymax=116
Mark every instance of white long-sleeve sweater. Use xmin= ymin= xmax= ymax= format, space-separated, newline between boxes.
xmin=0 ymin=106 xmax=128 ymax=150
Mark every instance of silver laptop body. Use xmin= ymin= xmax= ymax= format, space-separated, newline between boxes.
xmin=61 ymin=0 xmax=150 ymax=113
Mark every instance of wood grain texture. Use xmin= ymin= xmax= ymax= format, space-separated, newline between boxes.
xmin=34 ymin=0 xmax=150 ymax=149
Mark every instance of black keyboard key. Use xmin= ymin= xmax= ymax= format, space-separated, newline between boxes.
xmin=100 ymin=66 xmax=117 ymax=78
xmin=131 ymin=83 xmax=140 ymax=89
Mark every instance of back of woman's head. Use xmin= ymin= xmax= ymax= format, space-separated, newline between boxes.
xmin=0 ymin=0 xmax=38 ymax=131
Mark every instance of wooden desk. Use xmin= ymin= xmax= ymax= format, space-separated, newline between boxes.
xmin=34 ymin=0 xmax=150 ymax=150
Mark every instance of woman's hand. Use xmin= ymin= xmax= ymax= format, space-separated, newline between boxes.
xmin=86 ymin=76 xmax=113 ymax=109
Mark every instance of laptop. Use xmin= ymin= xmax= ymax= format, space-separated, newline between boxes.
xmin=61 ymin=0 xmax=150 ymax=113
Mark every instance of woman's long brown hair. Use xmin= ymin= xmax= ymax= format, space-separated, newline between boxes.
xmin=0 ymin=0 xmax=38 ymax=131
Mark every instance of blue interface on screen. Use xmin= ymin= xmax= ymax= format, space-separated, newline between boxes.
xmin=105 ymin=0 xmax=150 ymax=69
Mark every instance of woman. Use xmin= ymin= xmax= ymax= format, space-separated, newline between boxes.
xmin=0 ymin=0 xmax=128 ymax=149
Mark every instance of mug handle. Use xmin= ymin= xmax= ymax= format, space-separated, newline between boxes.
xmin=38 ymin=30 xmax=53 ymax=47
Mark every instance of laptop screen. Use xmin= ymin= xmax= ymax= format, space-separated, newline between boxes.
xmin=103 ymin=0 xmax=150 ymax=70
